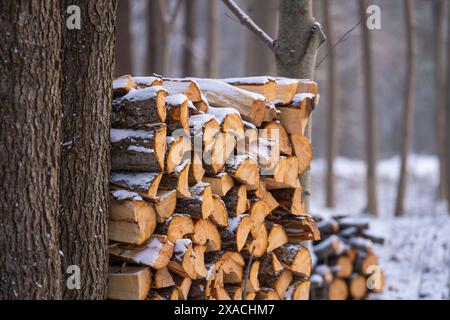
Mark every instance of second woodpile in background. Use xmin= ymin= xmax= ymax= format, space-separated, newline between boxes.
xmin=310 ymin=215 xmax=385 ymax=300
xmin=107 ymin=75 xmax=321 ymax=300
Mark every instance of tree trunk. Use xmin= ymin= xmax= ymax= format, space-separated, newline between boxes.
xmin=245 ymin=0 xmax=278 ymax=75
xmin=183 ymin=0 xmax=196 ymax=76
xmin=60 ymin=0 xmax=117 ymax=299
xmin=446 ymin=2 xmax=450 ymax=209
xmin=323 ymin=0 xmax=339 ymax=208
xmin=275 ymin=0 xmax=325 ymax=213
xmin=115 ymin=0 xmax=132 ymax=76
xmin=395 ymin=0 xmax=417 ymax=216
xmin=207 ymin=0 xmax=220 ymax=78
xmin=0 ymin=0 xmax=62 ymax=299
xmin=359 ymin=0 xmax=378 ymax=215
xmin=433 ymin=0 xmax=447 ymax=201
xmin=147 ymin=0 xmax=164 ymax=75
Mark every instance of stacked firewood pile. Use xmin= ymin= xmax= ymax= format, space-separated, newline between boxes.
xmin=106 ymin=75 xmax=321 ymax=300
xmin=310 ymin=215 xmax=385 ymax=300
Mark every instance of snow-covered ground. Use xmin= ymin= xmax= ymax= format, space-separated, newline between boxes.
xmin=310 ymin=155 xmax=450 ymax=300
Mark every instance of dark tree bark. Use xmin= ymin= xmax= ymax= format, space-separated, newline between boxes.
xmin=59 ymin=0 xmax=117 ymax=299
xmin=0 ymin=0 xmax=62 ymax=299
xmin=359 ymin=0 xmax=378 ymax=215
xmin=433 ymin=0 xmax=447 ymax=201
xmin=183 ymin=0 xmax=196 ymax=76
xmin=245 ymin=0 xmax=278 ymax=75
xmin=115 ymin=0 xmax=132 ymax=76
xmin=147 ymin=0 xmax=164 ymax=75
xmin=207 ymin=0 xmax=220 ymax=78
xmin=275 ymin=0 xmax=325 ymax=213
xmin=395 ymin=0 xmax=417 ymax=216
xmin=323 ymin=0 xmax=339 ymax=208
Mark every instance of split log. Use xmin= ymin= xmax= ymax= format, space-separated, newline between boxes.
xmin=113 ymin=75 xmax=137 ymax=98
xmin=152 ymin=287 xmax=182 ymax=300
xmin=216 ymin=252 xmax=245 ymax=284
xmin=250 ymin=137 xmax=280 ymax=172
xmin=223 ymin=76 xmax=277 ymax=102
xmin=277 ymin=95 xmax=314 ymax=136
xmin=112 ymin=86 xmax=167 ymax=127
xmin=192 ymin=219 xmax=222 ymax=252
xmin=109 ymin=197 xmax=157 ymax=245
xmin=249 ymin=199 xmax=272 ymax=227
xmin=314 ymin=265 xmax=333 ymax=284
xmin=189 ymin=113 xmax=221 ymax=152
xmin=222 ymin=185 xmax=248 ymax=217
xmin=204 ymin=131 xmax=236 ymax=174
xmin=273 ymin=78 xmax=298 ymax=105
xmin=153 ymin=267 xmax=175 ymax=289
xmin=263 ymin=176 xmax=301 ymax=190
xmin=159 ymin=160 xmax=191 ymax=198
xmin=189 ymin=150 xmax=206 ymax=185
xmin=221 ymin=214 xmax=253 ymax=252
xmin=270 ymin=188 xmax=305 ymax=215
xmin=265 ymin=221 xmax=288 ymax=253
xmin=193 ymin=245 xmax=208 ymax=279
xmin=110 ymin=171 xmax=163 ymax=199
xmin=245 ymin=260 xmax=261 ymax=293
xmin=133 ymin=76 xmax=163 ymax=88
xmin=310 ymin=274 xmax=348 ymax=300
xmin=268 ymin=211 xmax=321 ymax=242
xmin=208 ymin=106 xmax=245 ymax=139
xmin=348 ymin=274 xmax=368 ymax=300
xmin=256 ymin=288 xmax=280 ymax=300
xmin=166 ymin=94 xmax=190 ymax=134
xmin=203 ymin=173 xmax=234 ymax=197
xmin=248 ymin=182 xmax=279 ymax=212
xmin=286 ymin=280 xmax=310 ymax=300
xmin=313 ymin=235 xmax=343 ymax=260
xmin=226 ymin=155 xmax=260 ymax=186
xmin=110 ymin=124 xmax=167 ymax=172
xmin=149 ymin=189 xmax=177 ymax=222
xmin=354 ymin=253 xmax=378 ymax=276
xmin=246 ymin=222 xmax=268 ymax=258
xmin=156 ymin=214 xmax=194 ymax=243
xmin=171 ymin=274 xmax=192 ymax=300
xmin=192 ymin=78 xmax=268 ymax=126
xmin=262 ymin=121 xmax=292 ymax=155
xmin=273 ymin=244 xmax=311 ymax=277
xmin=315 ymin=216 xmax=340 ymax=236
xmin=166 ymin=135 xmax=192 ymax=174
xmin=175 ymin=183 xmax=214 ymax=220
xmin=107 ymin=266 xmax=151 ymax=300
xmin=210 ymin=195 xmax=229 ymax=228
xmin=271 ymin=156 xmax=300 ymax=188
xmin=290 ymin=134 xmax=313 ymax=175
xmin=330 ymin=255 xmax=353 ymax=278
xmin=258 ymin=253 xmax=293 ymax=299
xmin=168 ymin=239 xmax=197 ymax=279
xmin=163 ymin=78 xmax=203 ymax=102
xmin=109 ymin=234 xmax=174 ymax=269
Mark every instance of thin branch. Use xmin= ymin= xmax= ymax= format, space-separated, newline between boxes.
xmin=316 ymin=18 xmax=364 ymax=69
xmin=157 ymin=0 xmax=169 ymax=25
xmin=221 ymin=0 xmax=275 ymax=52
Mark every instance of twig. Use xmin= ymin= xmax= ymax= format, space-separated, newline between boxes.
xmin=316 ymin=18 xmax=364 ymax=69
xmin=242 ymin=248 xmax=255 ymax=299
xmin=221 ymin=0 xmax=275 ymax=52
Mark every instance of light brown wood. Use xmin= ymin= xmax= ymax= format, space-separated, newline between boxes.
xmin=113 ymin=75 xmax=137 ymax=98
xmin=160 ymin=160 xmax=191 ymax=198
xmin=150 ymin=189 xmax=177 ymax=223
xmin=175 ymin=183 xmax=214 ymax=220
xmin=166 ymin=94 xmax=190 ymax=134
xmin=222 ymin=185 xmax=248 ymax=217
xmin=291 ymin=134 xmax=313 ymax=175
xmin=166 ymin=135 xmax=192 ymax=174
xmin=262 ymin=121 xmax=293 ymax=155
xmin=266 ymin=222 xmax=288 ymax=253
xmin=153 ymin=267 xmax=175 ymax=289
xmin=107 ymin=266 xmax=151 ymax=300
xmin=328 ymin=278 xmax=349 ymax=300
xmin=205 ymin=131 xmax=236 ymax=174
xmin=273 ymin=244 xmax=312 ymax=277
xmin=203 ymin=173 xmax=234 ymax=197
xmin=223 ymin=77 xmax=277 ymax=101
xmin=109 ymin=199 xmax=157 ymax=245
xmin=349 ymin=274 xmax=367 ymax=300
xmin=273 ymin=78 xmax=299 ymax=105
xmin=192 ymin=219 xmax=222 ymax=252
xmin=226 ymin=155 xmax=260 ymax=186
xmin=270 ymin=188 xmax=305 ymax=215
xmin=277 ymin=97 xmax=314 ymax=136
xmin=189 ymin=113 xmax=221 ymax=152
xmin=289 ymin=280 xmax=310 ymax=300
xmin=157 ymin=214 xmax=195 ymax=243
xmin=193 ymin=245 xmax=208 ymax=279
xmin=210 ymin=194 xmax=229 ymax=228
xmin=221 ymin=214 xmax=253 ymax=252
xmin=109 ymin=234 xmax=174 ymax=269
xmin=163 ymin=78 xmax=203 ymax=102
xmin=256 ymin=288 xmax=280 ymax=300
xmin=133 ymin=76 xmax=163 ymax=88
xmin=169 ymin=239 xmax=197 ymax=279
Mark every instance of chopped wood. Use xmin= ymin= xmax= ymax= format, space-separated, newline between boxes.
xmin=153 ymin=267 xmax=175 ymax=289
xmin=273 ymin=244 xmax=311 ymax=277
xmin=226 ymin=155 xmax=260 ymax=186
xmin=109 ymin=198 xmax=157 ymax=245
xmin=256 ymin=288 xmax=280 ymax=300
xmin=107 ymin=266 xmax=151 ymax=300
xmin=203 ymin=173 xmax=234 ymax=197
xmin=222 ymin=185 xmax=248 ymax=217
xmin=348 ymin=274 xmax=367 ymax=300
xmin=221 ymin=214 xmax=253 ymax=252
xmin=210 ymin=194 xmax=229 ymax=227
xmin=163 ymin=78 xmax=203 ymax=102
xmin=112 ymin=86 xmax=167 ymax=127
xmin=268 ymin=211 xmax=321 ymax=242
xmin=223 ymin=76 xmax=277 ymax=101
xmin=262 ymin=121 xmax=292 ymax=155
xmin=165 ymin=135 xmax=192 ymax=174
xmin=247 ymin=222 xmax=268 ymax=258
xmin=113 ymin=75 xmax=137 ymax=98
xmin=273 ymin=78 xmax=299 ymax=105
xmin=168 ymin=239 xmax=197 ymax=279
xmin=290 ymin=134 xmax=313 ymax=175
xmin=160 ymin=160 xmax=191 ymax=198
xmin=277 ymin=98 xmax=314 ymax=136
xmin=192 ymin=219 xmax=222 ymax=252
xmin=156 ymin=214 xmax=194 ymax=243
xmin=110 ymin=171 xmax=163 ymax=199
xmin=133 ymin=76 xmax=163 ymax=88
xmin=193 ymin=245 xmax=208 ymax=279
xmin=111 ymin=124 xmax=167 ymax=172
xmin=109 ymin=234 xmax=174 ymax=269
xmin=204 ymin=131 xmax=236 ymax=174
xmin=149 ymin=189 xmax=177 ymax=223
xmin=265 ymin=221 xmax=288 ymax=253
xmin=189 ymin=113 xmax=221 ymax=152
xmin=286 ymin=279 xmax=310 ymax=300
xmin=270 ymin=188 xmax=305 ymax=215
xmin=189 ymin=150 xmax=206 ymax=185
xmin=208 ymin=106 xmax=245 ymax=139
xmin=175 ymin=183 xmax=214 ymax=220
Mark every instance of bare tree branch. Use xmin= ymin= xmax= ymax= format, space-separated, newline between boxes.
xmin=170 ymin=0 xmax=184 ymax=26
xmin=222 ymin=0 xmax=275 ymax=52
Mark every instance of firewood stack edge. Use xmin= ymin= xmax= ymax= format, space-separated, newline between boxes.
xmin=107 ymin=75 xmax=321 ymax=300
xmin=310 ymin=215 xmax=385 ymax=300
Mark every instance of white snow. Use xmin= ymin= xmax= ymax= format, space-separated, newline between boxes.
xmin=111 ymin=128 xmax=154 ymax=143
xmin=191 ymin=78 xmax=267 ymax=102
xmin=207 ymin=106 xmax=241 ymax=124
xmin=133 ymin=236 xmax=164 ymax=267
xmin=120 ymin=86 xmax=166 ymax=102
xmin=110 ymin=172 xmax=160 ymax=190
xmin=311 ymin=155 xmax=450 ymax=300
xmin=221 ymin=76 xmax=275 ymax=85
xmin=174 ymin=239 xmax=192 ymax=261
xmin=133 ymin=76 xmax=161 ymax=87
xmin=228 ymin=215 xmax=246 ymax=233
xmin=111 ymin=189 xmax=143 ymax=201
xmin=127 ymin=145 xmax=154 ymax=154
xmin=113 ymin=76 xmax=131 ymax=90
xmin=291 ymin=93 xmax=316 ymax=107
xmin=166 ymin=93 xmax=188 ymax=106
xmin=189 ymin=113 xmax=219 ymax=128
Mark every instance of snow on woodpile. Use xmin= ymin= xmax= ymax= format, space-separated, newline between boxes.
xmin=207 ymin=106 xmax=241 ymax=124
xmin=110 ymin=172 xmax=160 ymax=189
xmin=222 ymin=76 xmax=275 ymax=85
xmin=113 ymin=76 xmax=131 ymax=91
xmin=291 ymin=93 xmax=316 ymax=107
xmin=119 ymin=86 xmax=167 ymax=102
xmin=173 ymin=239 xmax=193 ymax=261
xmin=110 ymin=189 xmax=143 ymax=201
xmin=166 ymin=93 xmax=188 ymax=106
xmin=227 ymin=215 xmax=247 ymax=233
xmin=191 ymin=78 xmax=267 ymax=102
xmin=133 ymin=236 xmax=164 ymax=267
xmin=133 ymin=76 xmax=161 ymax=87
xmin=111 ymin=128 xmax=154 ymax=143
xmin=127 ymin=145 xmax=154 ymax=154
xmin=189 ymin=182 xmax=209 ymax=201
xmin=189 ymin=113 xmax=219 ymax=128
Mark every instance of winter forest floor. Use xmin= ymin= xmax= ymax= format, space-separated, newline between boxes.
xmin=310 ymin=155 xmax=450 ymax=300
